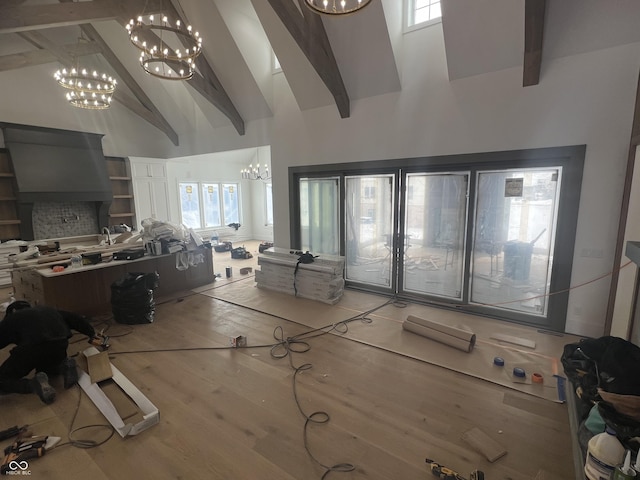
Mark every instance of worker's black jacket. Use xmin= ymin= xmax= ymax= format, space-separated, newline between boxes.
xmin=0 ymin=306 xmax=95 ymax=348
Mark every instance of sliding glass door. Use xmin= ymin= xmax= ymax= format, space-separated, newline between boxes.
xmin=471 ymin=168 xmax=560 ymax=316
xmin=290 ymin=146 xmax=584 ymax=331
xmin=299 ymin=177 xmax=340 ymax=255
xmin=402 ymin=173 xmax=468 ymax=299
xmin=344 ymin=174 xmax=395 ymax=288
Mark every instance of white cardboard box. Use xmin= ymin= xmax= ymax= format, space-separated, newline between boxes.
xmin=77 ymin=347 xmax=159 ymax=437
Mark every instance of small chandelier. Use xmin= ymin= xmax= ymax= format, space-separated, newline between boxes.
xmin=53 ymin=37 xmax=117 ymax=110
xmin=304 ymin=0 xmax=373 ymax=16
xmin=126 ymin=9 xmax=203 ymax=80
xmin=241 ymin=163 xmax=271 ymax=181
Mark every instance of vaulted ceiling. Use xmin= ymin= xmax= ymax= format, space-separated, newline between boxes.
xmin=1 ymin=0 xmax=640 ymax=157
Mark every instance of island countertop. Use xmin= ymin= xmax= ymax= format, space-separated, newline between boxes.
xmin=12 ymin=245 xmax=214 ymax=315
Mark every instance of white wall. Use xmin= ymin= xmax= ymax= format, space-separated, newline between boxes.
xmin=266 ymin=23 xmax=640 ymax=338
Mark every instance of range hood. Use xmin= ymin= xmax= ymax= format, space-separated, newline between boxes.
xmin=0 ymin=123 xmax=112 ymax=240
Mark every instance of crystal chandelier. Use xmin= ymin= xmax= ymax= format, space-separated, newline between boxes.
xmin=53 ymin=36 xmax=117 ymax=110
xmin=126 ymin=6 xmax=203 ymax=80
xmin=241 ymin=163 xmax=271 ymax=181
xmin=304 ymin=0 xmax=373 ymax=16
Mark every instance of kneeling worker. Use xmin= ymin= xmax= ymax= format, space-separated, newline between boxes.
xmin=0 ymin=301 xmax=96 ymax=404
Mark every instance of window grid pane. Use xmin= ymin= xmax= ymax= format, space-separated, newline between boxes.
xmin=202 ymin=183 xmax=221 ymax=228
xmin=411 ymin=0 xmax=441 ymax=26
xmin=179 ymin=182 xmax=202 ymax=229
xmin=223 ymin=183 xmax=240 ymax=224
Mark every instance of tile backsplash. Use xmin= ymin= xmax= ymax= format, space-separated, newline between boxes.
xmin=32 ymin=202 xmax=99 ymax=240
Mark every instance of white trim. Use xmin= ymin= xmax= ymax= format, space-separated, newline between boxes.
xmin=404 ymin=16 xmax=442 ymax=34
xmin=265 ymin=182 xmax=274 ymax=226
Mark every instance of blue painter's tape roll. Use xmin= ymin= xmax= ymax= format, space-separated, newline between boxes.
xmin=493 ymin=356 xmax=505 ymax=366
xmin=513 ymin=367 xmax=526 ymax=378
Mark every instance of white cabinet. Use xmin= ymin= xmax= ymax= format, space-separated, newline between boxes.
xmin=131 ymin=162 xmax=166 ymax=178
xmin=130 ymin=161 xmax=170 ymax=228
xmin=133 ymin=179 xmax=170 ymax=225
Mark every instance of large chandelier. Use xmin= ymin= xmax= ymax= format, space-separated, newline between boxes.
xmin=53 ymin=37 xmax=117 ymax=110
xmin=304 ymin=0 xmax=373 ymax=16
xmin=126 ymin=8 xmax=203 ymax=80
xmin=241 ymin=163 xmax=271 ymax=181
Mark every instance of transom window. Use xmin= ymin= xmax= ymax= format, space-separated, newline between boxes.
xmin=407 ymin=0 xmax=442 ymax=30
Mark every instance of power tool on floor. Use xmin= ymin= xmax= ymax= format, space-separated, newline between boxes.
xmin=0 ymin=426 xmax=28 ymax=442
xmin=425 ymin=459 xmax=485 ymax=480
xmin=89 ymin=331 xmax=110 ymax=350
xmin=1 ymin=435 xmax=60 ymax=474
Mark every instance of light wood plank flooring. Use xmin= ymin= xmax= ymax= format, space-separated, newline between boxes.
xmin=0 ymin=246 xmax=575 ymax=479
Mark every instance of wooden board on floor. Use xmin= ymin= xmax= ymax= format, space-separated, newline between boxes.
xmin=86 ymin=350 xmax=113 ymax=383
xmin=461 ymin=427 xmax=507 ymax=462
xmin=100 ymin=380 xmax=143 ymax=421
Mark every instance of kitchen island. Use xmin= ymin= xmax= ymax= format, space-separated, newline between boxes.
xmin=11 ymin=244 xmax=214 ymax=315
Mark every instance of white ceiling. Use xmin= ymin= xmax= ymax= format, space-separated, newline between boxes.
xmin=1 ymin=0 xmax=640 ymax=158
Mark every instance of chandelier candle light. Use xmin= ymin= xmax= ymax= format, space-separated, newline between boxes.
xmin=54 ymin=68 xmax=116 ymax=109
xmin=304 ymin=0 xmax=372 ymax=15
xmin=242 ymin=163 xmax=271 ymax=181
xmin=126 ymin=11 xmax=203 ymax=80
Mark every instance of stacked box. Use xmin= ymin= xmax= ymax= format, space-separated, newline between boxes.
xmin=255 ymin=248 xmax=345 ymax=304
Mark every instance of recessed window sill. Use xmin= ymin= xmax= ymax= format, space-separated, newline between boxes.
xmin=403 ymin=17 xmax=442 ymax=35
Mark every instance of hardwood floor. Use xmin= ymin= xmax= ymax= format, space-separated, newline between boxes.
xmin=0 ymin=251 xmax=575 ymax=479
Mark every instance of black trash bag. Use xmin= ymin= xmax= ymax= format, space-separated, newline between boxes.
xmin=562 ymin=336 xmax=640 ymax=399
xmin=597 ymin=402 xmax=640 ymax=447
xmin=231 ymin=247 xmax=252 ymax=259
xmin=562 ymin=336 xmax=640 ymax=444
xmin=111 ymin=272 xmax=159 ymax=325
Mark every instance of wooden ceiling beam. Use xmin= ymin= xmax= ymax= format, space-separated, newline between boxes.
xmin=113 ymin=13 xmax=246 ymax=136
xmin=161 ymin=2 xmax=245 ymax=135
xmin=80 ymin=23 xmax=180 ymax=146
xmin=112 ymin=89 xmax=176 ymax=138
xmin=1 ymin=0 xmax=118 ymax=33
xmin=523 ymin=0 xmax=546 ymax=87
xmin=18 ymin=30 xmax=76 ymax=66
xmin=0 ymin=40 xmax=101 ymax=72
xmin=267 ymin=0 xmax=350 ymax=118
xmin=0 ymin=0 xmax=166 ymax=34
